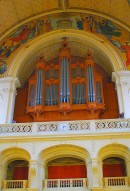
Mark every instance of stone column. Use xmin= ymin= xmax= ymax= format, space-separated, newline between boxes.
xmin=28 ymin=160 xmax=39 ymax=191
xmin=38 ymin=163 xmax=45 ymax=190
xmin=0 ymin=164 xmax=2 ymax=191
xmin=126 ymin=160 xmax=130 ymax=177
xmin=87 ymin=158 xmax=103 ymax=191
xmin=112 ymin=71 xmax=130 ymax=118
xmin=0 ymin=164 xmax=6 ymax=191
xmin=0 ymin=77 xmax=20 ymax=124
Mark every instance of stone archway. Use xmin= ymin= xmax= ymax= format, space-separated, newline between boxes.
xmin=8 ymin=29 xmax=124 ymax=86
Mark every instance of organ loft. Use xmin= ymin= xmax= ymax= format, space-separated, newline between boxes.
xmin=26 ymin=38 xmax=105 ymax=122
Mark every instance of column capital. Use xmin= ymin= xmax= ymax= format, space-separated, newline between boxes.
xmin=112 ymin=71 xmax=130 ymax=118
xmin=112 ymin=71 xmax=130 ymax=83
xmin=0 ymin=77 xmax=20 ymax=95
xmin=0 ymin=77 xmax=20 ymax=87
xmin=126 ymin=160 xmax=130 ymax=164
xmin=86 ymin=158 xmax=102 ymax=165
xmin=29 ymin=160 xmax=38 ymax=165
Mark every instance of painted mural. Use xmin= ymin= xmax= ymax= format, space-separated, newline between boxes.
xmin=0 ymin=12 xmax=129 ymax=75
xmin=0 ymin=59 xmax=6 ymax=74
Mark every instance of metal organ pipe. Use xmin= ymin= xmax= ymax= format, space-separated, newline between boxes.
xmin=63 ymin=58 xmax=66 ymax=102
xmin=49 ymin=84 xmax=52 ymax=106
xmin=60 ymin=59 xmax=63 ymax=103
xmin=89 ymin=66 xmax=92 ymax=102
xmin=87 ymin=65 xmax=95 ymax=102
xmin=29 ymin=85 xmax=35 ymax=106
xmin=87 ymin=66 xmax=90 ymax=102
xmin=60 ymin=57 xmax=70 ymax=103
xmin=66 ymin=58 xmax=70 ymax=102
xmin=79 ymin=83 xmax=82 ymax=104
xmin=96 ymin=82 xmax=102 ymax=103
xmin=36 ymin=69 xmax=44 ymax=105
xmin=91 ymin=66 xmax=95 ymax=102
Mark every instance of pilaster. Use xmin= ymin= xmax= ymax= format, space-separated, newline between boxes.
xmin=28 ymin=160 xmax=39 ymax=191
xmin=37 ymin=163 xmax=45 ymax=190
xmin=0 ymin=77 xmax=20 ymax=123
xmin=112 ymin=71 xmax=130 ymax=118
xmin=87 ymin=158 xmax=103 ymax=190
xmin=0 ymin=164 xmax=6 ymax=191
xmin=126 ymin=160 xmax=130 ymax=177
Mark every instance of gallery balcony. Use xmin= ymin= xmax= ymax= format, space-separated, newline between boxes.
xmin=0 ymin=118 xmax=129 ymax=139
xmin=2 ymin=177 xmax=130 ymax=191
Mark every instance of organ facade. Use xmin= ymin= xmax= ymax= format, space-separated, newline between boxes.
xmin=26 ymin=38 xmax=105 ymax=122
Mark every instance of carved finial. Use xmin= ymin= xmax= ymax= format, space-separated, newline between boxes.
xmin=38 ymin=52 xmax=45 ymax=62
xmin=86 ymin=49 xmax=93 ymax=59
xmin=61 ymin=36 xmax=68 ymax=48
xmin=59 ymin=37 xmax=71 ymax=60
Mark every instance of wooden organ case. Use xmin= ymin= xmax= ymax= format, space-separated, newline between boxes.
xmin=26 ymin=39 xmax=105 ymax=121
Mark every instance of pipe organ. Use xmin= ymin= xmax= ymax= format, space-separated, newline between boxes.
xmin=26 ymin=38 xmax=105 ymax=121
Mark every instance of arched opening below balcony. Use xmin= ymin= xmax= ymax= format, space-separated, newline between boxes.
xmin=3 ymin=159 xmax=29 ymax=189
xmin=47 ymin=157 xmax=87 ymax=179
xmin=103 ymin=157 xmax=126 ymax=177
xmin=6 ymin=160 xmax=29 ymax=180
xmin=45 ymin=157 xmax=87 ymax=189
xmin=102 ymin=157 xmax=128 ymax=187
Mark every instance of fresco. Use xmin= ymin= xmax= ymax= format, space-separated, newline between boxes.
xmin=0 ymin=13 xmax=129 ymax=74
xmin=0 ymin=59 xmax=6 ymax=74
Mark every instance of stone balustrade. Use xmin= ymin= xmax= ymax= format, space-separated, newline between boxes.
xmin=0 ymin=118 xmax=129 ymax=137
xmin=2 ymin=180 xmax=28 ymax=189
xmin=103 ymin=177 xmax=129 ymax=187
xmin=43 ymin=178 xmax=87 ymax=188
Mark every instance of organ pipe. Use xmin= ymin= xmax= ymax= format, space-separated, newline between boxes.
xmin=96 ymin=82 xmax=102 ymax=103
xmin=59 ymin=38 xmax=71 ymax=104
xmin=29 ymin=85 xmax=35 ymax=106
xmin=86 ymin=64 xmax=95 ymax=102
xmin=36 ymin=69 xmax=44 ymax=105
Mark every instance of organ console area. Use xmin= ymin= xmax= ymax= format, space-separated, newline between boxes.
xmin=26 ymin=38 xmax=105 ymax=122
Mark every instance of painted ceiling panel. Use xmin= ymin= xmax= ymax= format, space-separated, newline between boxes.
xmin=0 ymin=0 xmax=61 ymax=36
xmin=67 ymin=0 xmax=130 ymax=27
xmin=0 ymin=0 xmax=130 ymax=38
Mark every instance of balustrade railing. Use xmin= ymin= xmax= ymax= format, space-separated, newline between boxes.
xmin=43 ymin=178 xmax=87 ymax=188
xmin=103 ymin=177 xmax=129 ymax=187
xmin=0 ymin=118 xmax=129 ymax=136
xmin=0 ymin=124 xmax=32 ymax=134
xmin=3 ymin=180 xmax=28 ymax=189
